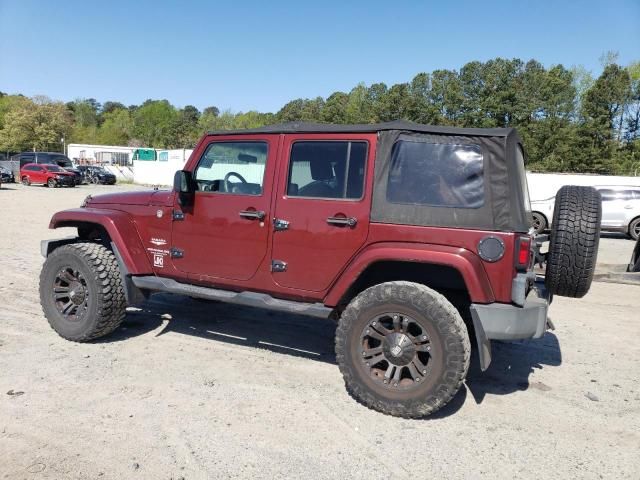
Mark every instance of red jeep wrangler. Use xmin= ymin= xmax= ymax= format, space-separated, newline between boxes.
xmin=39 ymin=121 xmax=601 ymax=417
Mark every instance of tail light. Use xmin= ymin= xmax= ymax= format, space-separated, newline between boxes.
xmin=515 ymin=235 xmax=532 ymax=271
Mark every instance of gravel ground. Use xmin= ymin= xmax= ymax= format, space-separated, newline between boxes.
xmin=1 ymin=183 xmax=638 ymax=479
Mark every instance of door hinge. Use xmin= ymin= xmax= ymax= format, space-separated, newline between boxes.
xmin=170 ymin=248 xmax=184 ymax=259
xmin=172 ymin=210 xmax=185 ymax=221
xmin=271 ymin=260 xmax=287 ymax=272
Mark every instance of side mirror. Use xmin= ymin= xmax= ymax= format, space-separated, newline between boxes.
xmin=173 ymin=170 xmax=196 ymax=207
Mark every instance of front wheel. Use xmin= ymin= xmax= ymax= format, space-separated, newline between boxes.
xmin=629 ymin=217 xmax=640 ymax=241
xmin=39 ymin=242 xmax=127 ymax=341
xmin=335 ymin=281 xmax=470 ymax=418
xmin=47 ymin=178 xmax=56 ymax=188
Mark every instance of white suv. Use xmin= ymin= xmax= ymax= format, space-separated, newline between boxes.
xmin=531 ymin=185 xmax=640 ymax=240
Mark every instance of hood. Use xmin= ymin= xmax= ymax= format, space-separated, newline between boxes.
xmin=55 ymin=171 xmax=75 ymax=176
xmin=86 ymin=189 xmax=173 ymax=206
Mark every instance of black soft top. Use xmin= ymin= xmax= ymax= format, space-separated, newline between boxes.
xmin=207 ymin=120 xmax=517 ymax=138
xmin=207 ymin=121 xmax=529 ymax=232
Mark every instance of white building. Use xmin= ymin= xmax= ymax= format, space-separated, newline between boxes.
xmin=67 ymin=144 xmax=138 ymax=166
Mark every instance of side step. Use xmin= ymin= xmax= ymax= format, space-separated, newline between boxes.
xmin=131 ymin=276 xmax=332 ymax=319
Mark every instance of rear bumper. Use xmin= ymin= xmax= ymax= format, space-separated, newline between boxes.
xmin=470 ymin=279 xmax=550 ymax=370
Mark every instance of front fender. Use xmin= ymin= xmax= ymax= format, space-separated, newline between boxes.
xmin=48 ymin=208 xmax=152 ymax=275
xmin=324 ymin=242 xmax=495 ymax=306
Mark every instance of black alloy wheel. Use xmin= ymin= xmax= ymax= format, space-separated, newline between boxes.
xmin=53 ymin=267 xmax=90 ymax=321
xmin=360 ymin=312 xmax=434 ymax=389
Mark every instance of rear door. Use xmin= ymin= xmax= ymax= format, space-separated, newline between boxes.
xmin=270 ymin=134 xmax=375 ymax=292
xmin=599 ymin=189 xmax=632 ymax=229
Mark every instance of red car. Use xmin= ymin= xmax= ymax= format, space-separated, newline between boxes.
xmin=20 ymin=163 xmax=76 ymax=188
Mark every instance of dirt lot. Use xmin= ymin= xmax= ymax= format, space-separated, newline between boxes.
xmin=1 ymin=183 xmax=639 ymax=479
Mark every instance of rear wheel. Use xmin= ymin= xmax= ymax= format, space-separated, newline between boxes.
xmin=629 ymin=217 xmax=640 ymax=241
xmin=21 ymin=176 xmax=30 ymax=186
xmin=545 ymin=185 xmax=602 ymax=298
xmin=40 ymin=242 xmax=126 ymax=341
xmin=336 ymin=281 xmax=470 ymax=418
xmin=531 ymin=211 xmax=547 ymax=234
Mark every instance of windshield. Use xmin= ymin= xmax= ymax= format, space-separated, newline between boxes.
xmin=45 ymin=165 xmax=64 ymax=172
xmin=92 ymin=167 xmax=107 ymax=173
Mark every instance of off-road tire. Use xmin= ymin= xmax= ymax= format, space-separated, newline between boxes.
xmin=545 ymin=185 xmax=601 ymax=298
xmin=40 ymin=242 xmax=126 ymax=341
xmin=628 ymin=217 xmax=640 ymax=241
xmin=335 ymin=281 xmax=470 ymax=418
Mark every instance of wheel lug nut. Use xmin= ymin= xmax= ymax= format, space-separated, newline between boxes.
xmin=394 ymin=383 xmax=398 ymax=387
xmin=393 ymin=315 xmax=398 ymax=320
xmin=416 ymin=378 xmax=420 ymax=382
xmin=426 ymin=346 xmax=431 ymax=351
xmin=362 ymin=351 xmax=366 ymax=356
xmin=372 ymin=321 xmax=376 ymax=326
xmin=383 ymin=379 xmax=387 ymax=384
xmin=422 ymin=370 xmax=427 ymax=374
xmin=422 ymin=335 xmax=427 ymax=340
xmin=366 ymin=329 xmax=370 ymax=334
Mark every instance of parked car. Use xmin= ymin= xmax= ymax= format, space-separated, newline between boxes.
xmin=0 ymin=165 xmax=15 ymax=183
xmin=40 ymin=121 xmax=601 ymax=418
xmin=531 ymin=185 xmax=640 ymax=240
xmin=77 ymin=165 xmax=117 ymax=185
xmin=11 ymin=152 xmax=82 ymax=185
xmin=20 ymin=163 xmax=76 ymax=187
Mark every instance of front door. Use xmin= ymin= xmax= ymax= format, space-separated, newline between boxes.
xmin=271 ymin=134 xmax=375 ymax=292
xmin=171 ymin=135 xmax=279 ymax=282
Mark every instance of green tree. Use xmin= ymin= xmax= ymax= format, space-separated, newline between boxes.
xmin=97 ymin=108 xmax=133 ymax=145
xmin=132 ymin=99 xmax=178 ymax=148
xmin=0 ymin=96 xmax=72 ymax=151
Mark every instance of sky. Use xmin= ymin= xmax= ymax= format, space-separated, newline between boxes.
xmin=0 ymin=0 xmax=638 ymax=113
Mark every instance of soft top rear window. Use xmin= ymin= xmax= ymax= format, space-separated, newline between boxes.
xmin=386 ymin=140 xmax=484 ymax=208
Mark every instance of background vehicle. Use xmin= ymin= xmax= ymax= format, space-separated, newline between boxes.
xmin=532 ymin=185 xmax=640 ymax=240
xmin=77 ymin=165 xmax=117 ymax=185
xmin=20 ymin=163 xmax=76 ymax=187
xmin=39 ymin=121 xmax=601 ymax=418
xmin=11 ymin=152 xmax=83 ymax=185
xmin=0 ymin=165 xmax=15 ymax=183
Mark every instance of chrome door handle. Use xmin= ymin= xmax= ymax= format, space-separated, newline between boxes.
xmin=327 ymin=216 xmax=357 ymax=227
xmin=624 ymin=205 xmax=633 ymax=209
xmin=239 ymin=210 xmax=265 ymax=220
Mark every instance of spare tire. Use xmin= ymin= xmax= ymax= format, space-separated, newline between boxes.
xmin=545 ymin=185 xmax=602 ymax=298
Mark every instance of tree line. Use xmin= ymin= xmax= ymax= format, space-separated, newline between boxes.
xmin=1 ymin=55 xmax=638 ymax=174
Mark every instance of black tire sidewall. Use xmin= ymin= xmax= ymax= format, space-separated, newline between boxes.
xmin=629 ymin=218 xmax=640 ymax=241
xmin=40 ymin=250 xmax=102 ymax=340
xmin=336 ymin=282 xmax=470 ymax=417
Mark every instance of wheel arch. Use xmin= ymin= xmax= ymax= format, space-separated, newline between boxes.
xmin=48 ymin=208 xmax=152 ymax=275
xmin=324 ymin=242 xmax=495 ymax=309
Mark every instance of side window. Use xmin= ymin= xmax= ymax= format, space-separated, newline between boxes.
xmin=387 ymin=141 xmax=484 ymax=208
xmin=598 ymin=189 xmax=618 ymax=202
xmin=287 ymin=141 xmax=367 ymax=199
xmin=194 ymin=142 xmax=268 ymax=195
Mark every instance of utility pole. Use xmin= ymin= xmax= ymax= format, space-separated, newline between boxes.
xmin=61 ymin=136 xmax=65 ymax=156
